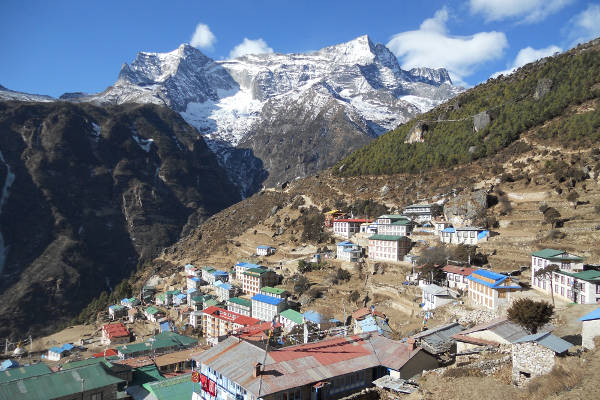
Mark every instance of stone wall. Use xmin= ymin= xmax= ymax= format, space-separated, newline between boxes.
xmin=511 ymin=342 xmax=555 ymax=385
xmin=582 ymin=319 xmax=600 ymax=349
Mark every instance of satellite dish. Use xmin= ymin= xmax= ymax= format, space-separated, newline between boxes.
xmin=12 ymin=347 xmax=26 ymax=356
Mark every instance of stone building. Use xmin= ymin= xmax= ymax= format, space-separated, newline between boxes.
xmin=511 ymin=332 xmax=571 ymax=386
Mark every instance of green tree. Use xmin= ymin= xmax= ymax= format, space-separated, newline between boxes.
xmin=507 ymin=298 xmax=554 ymax=333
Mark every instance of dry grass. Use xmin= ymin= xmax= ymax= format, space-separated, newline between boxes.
xmin=526 ymin=357 xmax=584 ymax=400
xmin=442 ymin=367 xmax=484 ymax=378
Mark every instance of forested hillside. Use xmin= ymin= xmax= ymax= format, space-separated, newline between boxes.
xmin=334 ymin=38 xmax=600 ymax=176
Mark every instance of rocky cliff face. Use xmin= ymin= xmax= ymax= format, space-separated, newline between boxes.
xmin=0 ymin=101 xmax=239 ymax=337
xmin=78 ymin=35 xmax=462 ymax=195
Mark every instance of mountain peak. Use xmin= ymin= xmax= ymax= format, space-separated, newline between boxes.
xmin=316 ymin=34 xmax=379 ymax=65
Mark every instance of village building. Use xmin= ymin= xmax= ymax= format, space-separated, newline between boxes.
xmin=101 ymin=323 xmax=130 ymax=345
xmin=579 ymin=307 xmax=600 ymax=349
xmin=46 ymin=343 xmax=75 ymax=361
xmin=333 ymin=218 xmax=372 ymax=239
xmin=214 ymin=281 xmax=238 ymax=302
xmin=376 ymin=214 xmax=413 ymax=236
xmin=442 ymin=265 xmax=476 ymax=291
xmin=227 ymin=297 xmax=252 ymax=317
xmin=531 ymin=248 xmax=584 ymax=292
xmin=260 ymin=286 xmax=289 ymax=300
xmin=452 ymin=318 xmax=538 ymax=354
xmin=352 ymin=307 xmax=387 ymax=335
xmin=144 ymin=306 xmax=165 ymax=322
xmin=256 ymin=245 xmax=276 ymax=256
xmin=241 ymin=267 xmax=279 ymax=296
xmin=439 ymin=227 xmax=489 ymax=245
xmin=411 ymin=322 xmax=464 ymax=355
xmin=467 ymin=269 xmax=520 ymax=310
xmin=120 ymin=297 xmax=139 ymax=308
xmin=199 ymin=306 xmax=261 ymax=345
xmin=551 ymin=270 xmax=600 ymax=304
xmin=153 ymin=347 xmax=205 ymax=374
xmin=173 ymin=292 xmax=187 ymax=306
xmin=420 ymin=283 xmax=457 ymax=310
xmin=234 ymin=262 xmax=263 ymax=280
xmin=187 ymin=275 xmax=202 ymax=290
xmin=324 ymin=209 xmax=348 ymax=228
xmin=0 ymin=363 xmax=125 ymax=400
xmin=117 ymin=332 xmax=198 ymax=359
xmin=511 ymin=331 xmax=571 ymax=385
xmin=0 ymin=363 xmax=51 ymax=383
xmin=353 ymin=313 xmax=392 ymax=337
xmin=368 ymin=234 xmax=412 ymax=262
xmin=251 ymin=293 xmax=286 ymax=322
xmin=193 ymin=334 xmax=438 ymax=400
xmin=108 ymin=304 xmax=127 ymax=320
xmin=359 ymin=222 xmax=378 ymax=234
xmin=336 ymin=241 xmax=362 ymax=262
xmin=184 ymin=263 xmax=198 ymax=276
xmin=402 ymin=204 xmax=438 ymax=223
xmin=280 ymin=309 xmax=304 ymax=332
xmin=433 ymin=219 xmax=452 ymax=235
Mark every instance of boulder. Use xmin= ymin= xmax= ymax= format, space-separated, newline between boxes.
xmin=534 ymin=78 xmax=552 ymax=100
xmin=405 ymin=121 xmax=428 ymax=143
xmin=473 ymin=111 xmax=491 ymax=132
xmin=444 ymin=189 xmax=488 ymax=226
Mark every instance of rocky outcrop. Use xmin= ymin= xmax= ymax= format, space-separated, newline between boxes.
xmin=0 ymin=101 xmax=239 ymax=337
xmin=473 ymin=111 xmax=491 ymax=132
xmin=405 ymin=121 xmax=428 ymax=143
xmin=534 ymin=78 xmax=553 ymax=100
xmin=444 ymin=189 xmax=488 ymax=226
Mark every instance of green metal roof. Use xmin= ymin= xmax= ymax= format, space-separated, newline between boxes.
xmin=204 ymin=299 xmax=218 ymax=307
xmin=0 ymin=363 xmax=51 ymax=384
xmin=531 ymin=249 xmax=565 ymax=258
xmin=243 ymin=267 xmax=269 ymax=276
xmin=131 ymin=364 xmax=164 ymax=386
xmin=146 ymin=306 xmax=161 ymax=315
xmin=203 ymin=266 xmax=216 ymax=272
xmin=61 ymin=356 xmax=118 ymax=370
xmin=378 ymin=214 xmax=407 ymax=219
xmin=556 ymin=270 xmax=600 ymax=282
xmin=166 ymin=290 xmax=182 ymax=296
xmin=260 ymin=286 xmax=286 ymax=295
xmin=117 ymin=332 xmax=197 ymax=356
xmin=280 ymin=309 xmax=304 ymax=325
xmin=143 ymin=373 xmax=200 ymax=400
xmin=389 ymin=220 xmax=411 ymax=225
xmin=368 ymin=234 xmax=407 ymax=241
xmin=228 ymin=297 xmax=252 ymax=307
xmin=0 ymin=363 xmax=124 ymax=400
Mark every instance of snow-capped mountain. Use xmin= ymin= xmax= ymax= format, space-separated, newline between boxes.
xmin=0 ymin=84 xmax=54 ymax=102
xmin=80 ymin=35 xmax=463 ymax=195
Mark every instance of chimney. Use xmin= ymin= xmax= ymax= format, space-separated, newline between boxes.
xmin=253 ymin=362 xmax=262 ymax=378
xmin=406 ymin=338 xmax=416 ymax=351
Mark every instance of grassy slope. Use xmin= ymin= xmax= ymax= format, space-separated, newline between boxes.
xmin=334 ymin=38 xmax=600 ymax=177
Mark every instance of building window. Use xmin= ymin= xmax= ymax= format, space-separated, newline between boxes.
xmin=91 ymin=394 xmax=103 ymax=400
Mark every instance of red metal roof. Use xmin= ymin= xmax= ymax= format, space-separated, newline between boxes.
xmin=270 ymin=335 xmax=373 ymax=366
xmin=202 ymin=306 xmax=260 ymax=327
xmin=92 ymin=349 xmax=118 ymax=358
xmin=352 ymin=307 xmax=385 ymax=321
xmin=102 ymin=322 xmax=130 ymax=339
xmin=441 ymin=265 xmax=476 ymax=276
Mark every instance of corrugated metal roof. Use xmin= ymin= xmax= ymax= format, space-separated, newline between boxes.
xmin=579 ymin=307 xmax=600 ymax=321
xmin=368 ymin=234 xmax=407 ymax=241
xmin=531 ymin=248 xmax=565 ymax=258
xmin=0 ymin=364 xmax=51 ymax=384
xmin=143 ymin=373 xmax=200 ymax=400
xmin=280 ymin=309 xmax=304 ymax=324
xmin=251 ymin=293 xmax=284 ymax=305
xmin=514 ymin=332 xmax=572 ymax=353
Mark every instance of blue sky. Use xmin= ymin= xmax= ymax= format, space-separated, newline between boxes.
xmin=1 ymin=0 xmax=599 ymax=96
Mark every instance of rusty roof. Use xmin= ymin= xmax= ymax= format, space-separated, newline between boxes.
xmin=153 ymin=347 xmax=206 ymax=367
xmin=194 ymin=333 xmax=424 ymax=398
xmin=441 ymin=265 xmax=476 ymax=276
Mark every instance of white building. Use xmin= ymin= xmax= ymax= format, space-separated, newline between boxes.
xmin=439 ymin=227 xmax=489 ymax=245
xmin=579 ymin=308 xmax=600 ymax=349
xmin=376 ymin=215 xmax=413 ymax=236
xmin=256 ymin=245 xmax=276 ymax=256
xmin=214 ymin=281 xmax=237 ymax=302
xmin=530 ymin=248 xmax=585 ymax=293
xmin=333 ymin=219 xmax=371 ymax=239
xmin=467 ymin=269 xmax=520 ymax=310
xmin=187 ymin=276 xmax=202 ymax=290
xmin=227 ymin=297 xmax=252 ymax=317
xmin=368 ymin=235 xmax=411 ymax=262
xmin=433 ymin=220 xmax=452 ymax=236
xmin=402 ymin=204 xmax=437 ymax=223
xmin=442 ymin=265 xmax=475 ymax=291
xmin=251 ymin=294 xmax=286 ymax=322
xmin=551 ymin=270 xmax=600 ymax=304
xmin=420 ymin=283 xmax=456 ymax=311
xmin=233 ymin=262 xmax=262 ymax=281
xmin=336 ymin=241 xmax=362 ymax=262
xmin=279 ymin=309 xmax=304 ymax=332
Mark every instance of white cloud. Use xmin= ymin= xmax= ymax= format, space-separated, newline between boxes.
xmin=190 ymin=23 xmax=216 ymax=50
xmin=229 ymin=38 xmax=274 ymax=59
xmin=491 ymin=45 xmax=562 ymax=77
xmin=567 ymin=4 xmax=600 ymax=46
xmin=386 ymin=8 xmax=508 ymax=86
xmin=469 ymin=0 xmax=574 ymax=23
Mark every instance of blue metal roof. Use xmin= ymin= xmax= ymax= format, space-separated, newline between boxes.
xmin=477 ymin=230 xmax=490 ymax=240
xmin=442 ymin=227 xmax=455 ymax=233
xmin=251 ymin=293 xmax=283 ymax=305
xmin=235 ymin=262 xmax=262 ymax=269
xmin=337 ymin=241 xmax=354 ymax=246
xmin=579 ymin=307 xmax=600 ymax=321
xmin=257 ymin=245 xmax=274 ymax=249
xmin=213 ymin=270 xmax=228 ymax=276
xmin=217 ymin=282 xmax=232 ymax=290
xmin=514 ymin=331 xmax=572 ymax=353
xmin=303 ymin=311 xmax=327 ymax=324
xmin=358 ymin=315 xmax=392 ymax=334
xmin=467 ymin=269 xmax=521 ymax=289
